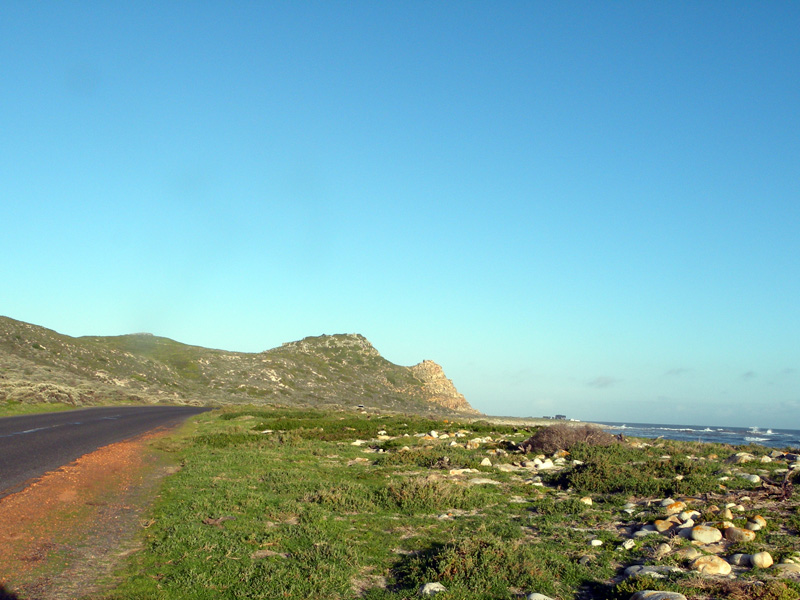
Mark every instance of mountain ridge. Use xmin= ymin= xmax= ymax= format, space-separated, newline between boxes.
xmin=0 ymin=316 xmax=478 ymax=415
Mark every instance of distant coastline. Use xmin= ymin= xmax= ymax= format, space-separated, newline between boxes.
xmin=597 ymin=421 xmax=800 ymax=450
xmin=479 ymin=416 xmax=800 ymax=450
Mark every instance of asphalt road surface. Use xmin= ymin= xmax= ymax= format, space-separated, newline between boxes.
xmin=0 ymin=405 xmax=211 ymax=498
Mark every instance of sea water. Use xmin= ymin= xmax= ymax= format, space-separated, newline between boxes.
xmin=596 ymin=421 xmax=800 ymax=450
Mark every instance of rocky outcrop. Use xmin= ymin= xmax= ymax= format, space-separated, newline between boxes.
xmin=0 ymin=317 xmax=479 ymax=415
xmin=277 ymin=333 xmax=381 ymax=359
xmin=411 ymin=360 xmax=477 ymax=413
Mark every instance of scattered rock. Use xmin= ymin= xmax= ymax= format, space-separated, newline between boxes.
xmin=624 ymin=565 xmax=682 ymax=579
xmin=724 ymin=527 xmax=756 ymax=543
xmin=629 ymin=592 xmax=687 ymax=600
xmin=418 ymin=582 xmax=447 ymax=596
xmin=480 ymin=457 xmax=492 ymax=466
xmin=654 ymin=520 xmax=675 ymax=534
xmin=726 ymin=452 xmax=756 ymax=464
xmin=728 ymin=553 xmax=750 ymax=566
xmin=654 ymin=543 xmax=671 ymax=558
xmin=664 ymin=501 xmax=686 ymax=515
xmin=751 ymin=552 xmax=773 ymax=569
xmin=448 ymin=468 xmax=479 ymax=476
xmin=775 ymin=563 xmax=800 ymax=575
xmin=495 ymin=463 xmax=521 ymax=472
xmin=691 ymin=555 xmax=731 ymax=575
xmin=748 ymin=515 xmax=767 ymax=529
xmin=690 ymin=525 xmax=722 ymax=544
xmin=673 ymin=547 xmax=701 ymax=560
xmin=619 ymin=539 xmax=636 ymax=551
xmin=526 ymin=594 xmax=554 ymax=600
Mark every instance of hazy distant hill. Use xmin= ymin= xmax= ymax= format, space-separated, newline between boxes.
xmin=0 ymin=316 xmax=478 ymax=416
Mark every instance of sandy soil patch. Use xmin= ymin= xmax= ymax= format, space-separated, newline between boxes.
xmin=0 ymin=428 xmax=180 ymax=600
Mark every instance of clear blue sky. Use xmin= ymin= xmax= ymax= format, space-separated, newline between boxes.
xmin=2 ymin=2 xmax=798 ymax=428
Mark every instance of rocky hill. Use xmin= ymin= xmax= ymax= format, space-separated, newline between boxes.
xmin=0 ymin=316 xmax=478 ymax=415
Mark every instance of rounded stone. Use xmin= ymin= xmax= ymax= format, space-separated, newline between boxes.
xmin=619 ymin=538 xmax=636 ymax=551
xmin=674 ymin=547 xmax=702 ymax=560
xmin=691 ymin=555 xmax=732 ymax=575
xmin=691 ymin=525 xmax=722 ymax=544
xmin=679 ymin=510 xmax=700 ymax=522
xmin=418 ymin=582 xmax=447 ymax=596
xmin=630 ymin=592 xmax=688 ymax=600
xmin=728 ymin=553 xmax=750 ymax=566
xmin=664 ymin=501 xmax=687 ymax=515
xmin=526 ymin=594 xmax=555 ymax=600
xmin=724 ymin=527 xmax=756 ymax=543
xmin=624 ymin=565 xmax=681 ymax=579
xmin=654 ymin=543 xmax=672 ymax=558
xmin=750 ymin=515 xmax=767 ymax=528
xmin=751 ymin=552 xmax=773 ymax=569
xmin=775 ymin=563 xmax=800 ymax=575
xmin=654 ymin=520 xmax=674 ymax=533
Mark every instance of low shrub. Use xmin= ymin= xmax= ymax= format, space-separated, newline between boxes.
xmin=374 ymin=446 xmax=481 ymax=470
xmin=305 ymin=482 xmax=375 ymax=512
xmin=193 ymin=432 xmax=265 ymax=448
xmin=520 ymin=424 xmax=617 ymax=454
xmin=546 ymin=442 xmax=725 ymax=497
xmin=394 ymin=535 xmax=593 ymax=598
xmin=376 ymin=476 xmax=480 ymax=513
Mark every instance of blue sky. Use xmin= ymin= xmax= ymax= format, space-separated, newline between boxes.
xmin=2 ymin=2 xmax=798 ymax=427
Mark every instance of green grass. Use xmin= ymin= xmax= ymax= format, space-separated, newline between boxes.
xmin=101 ymin=407 xmax=800 ymax=600
xmin=0 ymin=399 xmax=80 ymax=417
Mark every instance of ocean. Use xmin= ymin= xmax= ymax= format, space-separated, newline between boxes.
xmin=596 ymin=421 xmax=800 ymax=451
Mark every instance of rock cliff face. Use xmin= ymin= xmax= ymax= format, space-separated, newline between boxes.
xmin=410 ymin=359 xmax=478 ymax=413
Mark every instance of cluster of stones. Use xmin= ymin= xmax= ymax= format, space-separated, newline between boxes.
xmin=348 ymin=427 xmax=800 ymax=600
xmin=616 ymin=480 xmax=800 ymax=598
xmin=418 ymin=583 xmax=554 ymax=599
xmin=607 ymin=450 xmax=800 ymax=600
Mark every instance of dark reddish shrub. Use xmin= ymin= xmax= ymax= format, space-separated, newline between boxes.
xmin=520 ymin=424 xmax=617 ymax=454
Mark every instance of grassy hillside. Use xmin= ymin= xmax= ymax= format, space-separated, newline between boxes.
xmin=0 ymin=316 xmax=477 ymax=416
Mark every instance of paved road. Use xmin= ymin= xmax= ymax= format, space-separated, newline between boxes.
xmin=0 ymin=405 xmax=210 ymax=498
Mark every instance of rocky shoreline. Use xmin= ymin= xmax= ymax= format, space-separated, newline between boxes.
xmin=369 ymin=425 xmax=800 ymax=599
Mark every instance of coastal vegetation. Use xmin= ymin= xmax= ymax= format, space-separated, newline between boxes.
xmin=93 ymin=407 xmax=800 ymax=600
